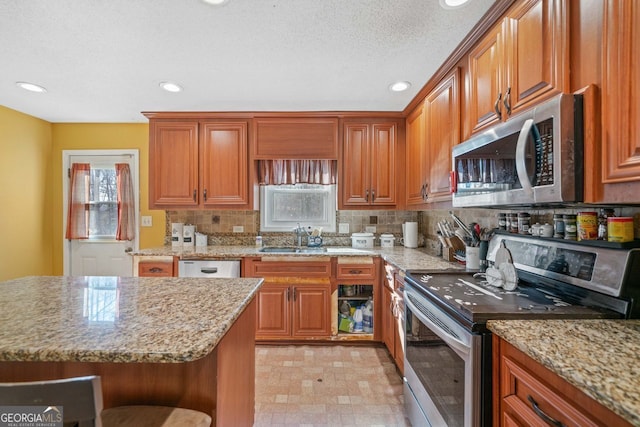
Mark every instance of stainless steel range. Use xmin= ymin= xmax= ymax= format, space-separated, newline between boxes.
xmin=403 ymin=232 xmax=640 ymax=427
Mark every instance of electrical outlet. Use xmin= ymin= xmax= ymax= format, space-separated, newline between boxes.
xmin=141 ymin=216 xmax=152 ymax=227
xmin=365 ymin=225 xmax=377 ymax=233
xmin=233 ymin=226 xmax=244 ymax=233
xmin=338 ymin=223 xmax=349 ymax=234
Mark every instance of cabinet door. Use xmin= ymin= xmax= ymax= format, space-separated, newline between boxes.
xmin=425 ymin=69 xmax=460 ymax=202
xmin=602 ymin=0 xmax=640 ymax=183
xmin=255 ymin=283 xmax=291 ymax=338
xmin=148 ymin=121 xmax=199 ymax=208
xmin=342 ymin=123 xmax=370 ymax=205
xmin=405 ymin=103 xmax=428 ymax=207
xmin=506 ymin=0 xmax=568 ymax=116
xmin=467 ymin=24 xmax=504 ymax=135
xmin=292 ymin=284 xmax=331 ymax=338
xmin=370 ymin=123 xmax=397 ymax=205
xmin=200 ymin=121 xmax=249 ymax=207
xmin=381 ymin=286 xmax=395 ymax=354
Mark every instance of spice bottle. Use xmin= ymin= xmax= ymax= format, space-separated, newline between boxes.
xmin=597 ymin=208 xmax=615 ymax=240
xmin=498 ymin=213 xmax=507 ymax=230
xmin=553 ymin=214 xmax=564 ymax=238
xmin=518 ymin=212 xmax=531 ymax=235
xmin=563 ymin=214 xmax=577 ymax=240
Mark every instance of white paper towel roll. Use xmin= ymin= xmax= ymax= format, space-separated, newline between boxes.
xmin=183 ymin=225 xmax=196 ymax=247
xmin=171 ymin=223 xmax=184 ymax=247
xmin=401 ymin=222 xmax=418 ymax=248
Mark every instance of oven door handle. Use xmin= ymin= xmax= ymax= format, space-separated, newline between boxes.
xmin=405 ymin=293 xmax=471 ymax=356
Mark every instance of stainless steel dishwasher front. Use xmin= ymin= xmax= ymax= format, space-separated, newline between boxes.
xmin=178 ymin=260 xmax=241 ymax=278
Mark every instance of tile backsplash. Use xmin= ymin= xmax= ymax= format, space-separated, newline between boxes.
xmin=166 ymin=206 xmax=640 ymax=252
xmin=166 ymin=210 xmax=419 ymax=247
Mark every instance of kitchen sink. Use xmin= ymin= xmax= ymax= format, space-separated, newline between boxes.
xmin=259 ymin=246 xmax=327 ymax=254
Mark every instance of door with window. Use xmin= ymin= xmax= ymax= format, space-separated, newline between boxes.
xmin=63 ymin=150 xmax=139 ymax=276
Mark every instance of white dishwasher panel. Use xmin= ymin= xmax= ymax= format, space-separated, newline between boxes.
xmin=178 ymin=260 xmax=241 ymax=278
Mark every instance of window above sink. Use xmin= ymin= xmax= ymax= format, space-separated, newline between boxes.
xmin=259 ymin=184 xmax=337 ymax=232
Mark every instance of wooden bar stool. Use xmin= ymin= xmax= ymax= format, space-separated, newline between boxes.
xmin=0 ymin=375 xmax=212 ymax=427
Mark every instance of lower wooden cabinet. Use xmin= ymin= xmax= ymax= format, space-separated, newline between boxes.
xmin=255 ymin=280 xmax=332 ymax=340
xmin=244 ymin=258 xmax=332 ymax=341
xmin=493 ymin=335 xmax=632 ymax=427
xmin=382 ymin=263 xmax=404 ymax=374
xmin=133 ymin=256 xmax=177 ymax=277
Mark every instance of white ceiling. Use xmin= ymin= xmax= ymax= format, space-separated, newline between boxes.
xmin=0 ymin=0 xmax=494 ymax=123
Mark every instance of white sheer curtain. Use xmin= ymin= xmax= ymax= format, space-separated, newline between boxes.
xmin=65 ymin=163 xmax=90 ymax=239
xmin=258 ymin=160 xmax=337 ymax=185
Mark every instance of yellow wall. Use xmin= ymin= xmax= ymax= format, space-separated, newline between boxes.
xmin=51 ymin=123 xmax=165 ymax=274
xmin=0 ymin=106 xmax=53 ymax=281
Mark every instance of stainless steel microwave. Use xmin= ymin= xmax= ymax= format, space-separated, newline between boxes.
xmin=451 ymin=93 xmax=583 ymax=207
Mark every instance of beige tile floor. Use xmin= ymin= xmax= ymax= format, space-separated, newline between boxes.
xmin=254 ymin=344 xmax=410 ymax=427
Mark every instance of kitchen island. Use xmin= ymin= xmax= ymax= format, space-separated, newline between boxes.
xmin=0 ymin=275 xmax=263 ymax=426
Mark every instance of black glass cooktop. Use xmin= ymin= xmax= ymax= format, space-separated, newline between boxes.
xmin=404 ymin=270 xmax=620 ymax=325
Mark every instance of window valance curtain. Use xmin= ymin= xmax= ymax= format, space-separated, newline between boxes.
xmin=115 ymin=163 xmax=135 ymax=241
xmin=65 ymin=163 xmax=91 ymax=239
xmin=257 ymin=160 xmax=337 ymax=185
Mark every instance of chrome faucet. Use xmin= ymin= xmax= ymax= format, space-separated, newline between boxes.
xmin=294 ymin=223 xmax=310 ymax=248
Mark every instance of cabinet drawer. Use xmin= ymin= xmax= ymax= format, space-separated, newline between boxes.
xmin=336 ymin=264 xmax=376 ymax=280
xmin=246 ymin=260 xmax=331 ymax=278
xmin=138 ymin=261 xmax=174 ymax=277
xmin=501 ymin=356 xmax=601 ymax=427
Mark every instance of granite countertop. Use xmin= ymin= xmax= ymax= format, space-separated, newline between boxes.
xmin=132 ymin=245 xmax=461 ymax=272
xmin=0 ymin=275 xmax=263 ymax=364
xmin=488 ymin=319 xmax=640 ymax=426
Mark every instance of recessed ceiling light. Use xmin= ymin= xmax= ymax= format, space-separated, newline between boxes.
xmin=389 ymin=81 xmax=411 ymax=92
xmin=159 ymin=81 xmax=183 ymax=93
xmin=201 ymin=0 xmax=229 ymax=5
xmin=439 ymin=0 xmax=471 ymax=9
xmin=16 ymin=82 xmax=47 ymax=93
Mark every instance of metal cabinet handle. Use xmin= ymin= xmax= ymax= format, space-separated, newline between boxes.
xmin=494 ymin=92 xmax=503 ymax=117
xmin=424 ymin=181 xmax=429 ymax=201
xmin=504 ymin=86 xmax=512 ymax=116
xmin=292 ymin=287 xmax=297 ymax=301
xmin=371 ymin=189 xmax=375 ymax=201
xmin=349 ymin=269 xmax=363 ymax=274
xmin=365 ymin=189 xmax=369 ymax=202
xmin=149 ymin=267 xmax=163 ymax=273
xmin=193 ymin=189 xmax=197 ymax=201
xmin=527 ymin=395 xmax=565 ymax=427
xmin=203 ymin=188 xmax=207 ymax=202
xmin=286 ymin=288 xmax=290 ymax=301
xmin=200 ymin=267 xmax=218 ymax=274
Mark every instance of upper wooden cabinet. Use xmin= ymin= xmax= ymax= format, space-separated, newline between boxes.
xmin=148 ymin=119 xmax=250 ymax=209
xmin=466 ymin=0 xmax=569 ymax=136
xmin=200 ymin=122 xmax=249 ymax=206
xmin=601 ymin=0 xmax=640 ymax=183
xmin=149 ymin=121 xmax=200 ymax=208
xmin=405 ymin=102 xmax=428 ymax=208
xmin=252 ymin=117 xmax=339 ymax=159
xmin=405 ymin=69 xmax=460 ymax=207
xmin=424 ymin=68 xmax=460 ymax=203
xmin=341 ymin=121 xmax=397 ymax=207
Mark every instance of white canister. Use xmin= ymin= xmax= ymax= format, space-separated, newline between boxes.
xmin=171 ymin=223 xmax=184 ymax=247
xmin=183 ymin=225 xmax=196 ymax=247
xmin=351 ymin=232 xmax=374 ymax=248
xmin=379 ymin=234 xmax=395 ymax=248
xmin=195 ymin=232 xmax=208 ymax=247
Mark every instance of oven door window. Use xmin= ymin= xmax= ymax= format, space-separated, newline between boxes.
xmin=406 ymin=310 xmax=465 ymax=426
